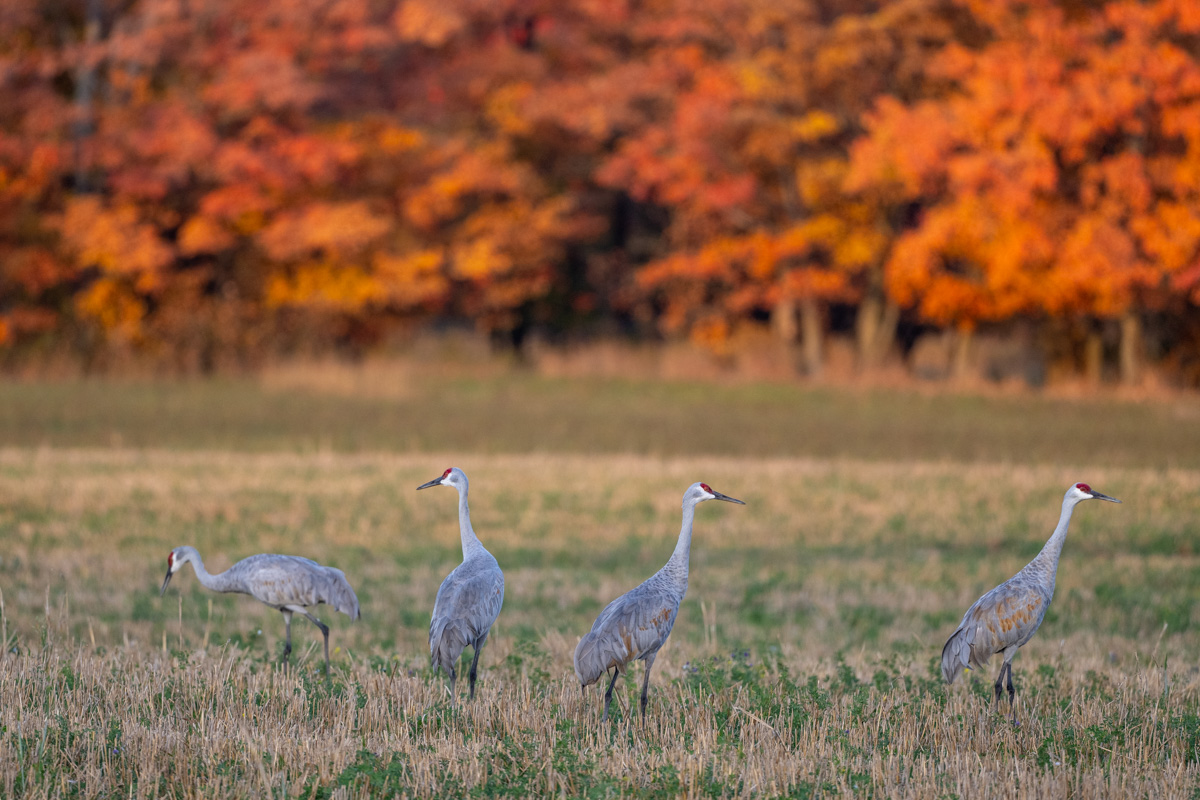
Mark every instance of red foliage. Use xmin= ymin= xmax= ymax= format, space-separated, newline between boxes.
xmin=1 ymin=0 xmax=1199 ymax=373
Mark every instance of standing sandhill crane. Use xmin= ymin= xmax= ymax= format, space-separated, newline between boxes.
xmin=418 ymin=467 xmax=505 ymax=702
xmin=160 ymin=546 xmax=360 ymax=675
xmin=575 ymin=482 xmax=744 ymax=721
xmin=941 ymin=482 xmax=1120 ymax=721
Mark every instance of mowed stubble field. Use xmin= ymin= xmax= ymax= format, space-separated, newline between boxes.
xmin=2 ymin=368 xmax=1200 ymax=798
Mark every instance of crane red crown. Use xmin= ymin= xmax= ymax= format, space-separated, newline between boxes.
xmin=442 ymin=468 xmax=453 ymax=478
xmin=1075 ymin=482 xmax=1091 ymax=492
xmin=167 ymin=551 xmax=174 ymax=567
xmin=700 ymin=483 xmax=712 ymax=493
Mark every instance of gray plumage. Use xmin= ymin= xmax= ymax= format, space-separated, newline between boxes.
xmin=418 ymin=467 xmax=505 ymax=702
xmin=941 ymin=482 xmax=1120 ymax=721
xmin=575 ymin=482 xmax=744 ymax=721
xmin=160 ymin=546 xmax=360 ymax=674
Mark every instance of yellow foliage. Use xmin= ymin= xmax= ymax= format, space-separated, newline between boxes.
xmin=791 ymin=110 xmax=840 ymax=143
xmin=379 ymin=125 xmax=425 ymax=154
xmin=452 ymin=239 xmax=512 ymax=281
xmin=75 ymin=278 xmax=146 ymax=340
xmin=375 ymin=248 xmax=443 ymax=281
xmin=833 ymin=231 xmax=883 ymax=269
xmin=264 ymin=262 xmax=384 ymax=311
xmin=735 ymin=63 xmax=769 ymax=98
xmin=487 ymin=83 xmax=535 ymax=137
xmin=233 ymin=211 xmax=267 ymax=236
xmin=178 ymin=216 xmax=235 ymax=256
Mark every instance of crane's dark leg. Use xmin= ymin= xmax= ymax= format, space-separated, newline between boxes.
xmin=298 ymin=610 xmax=331 ymax=675
xmin=640 ymin=654 xmax=657 ymax=721
xmin=280 ymin=610 xmax=294 ymax=672
xmin=467 ymin=635 xmax=486 ymax=701
xmin=1006 ymin=663 xmax=1017 ymax=723
xmin=447 ymin=665 xmax=457 ymax=704
xmin=602 ymin=667 xmax=620 ymax=722
xmin=993 ymin=663 xmax=1006 ymax=710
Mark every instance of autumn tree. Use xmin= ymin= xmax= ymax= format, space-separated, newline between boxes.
xmin=850 ymin=0 xmax=1200 ymax=384
xmin=0 ymin=0 xmax=589 ymax=366
xmin=7 ymin=0 xmax=1200 ymax=385
xmin=0 ymin=0 xmax=87 ymax=352
xmin=504 ymin=0 xmax=964 ymax=374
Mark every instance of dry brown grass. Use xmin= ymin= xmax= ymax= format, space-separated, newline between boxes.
xmin=3 ymin=642 xmax=1196 ymax=799
xmin=2 ymin=450 xmax=1199 ymax=797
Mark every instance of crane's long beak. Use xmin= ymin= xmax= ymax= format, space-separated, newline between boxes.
xmin=160 ymin=569 xmax=174 ymax=596
xmin=416 ymin=476 xmax=443 ymax=490
xmin=712 ymin=490 xmax=745 ymax=505
xmin=1090 ymin=490 xmax=1121 ymax=503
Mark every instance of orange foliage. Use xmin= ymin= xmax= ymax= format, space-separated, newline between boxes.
xmin=57 ymin=197 xmax=173 ymax=288
xmin=850 ymin=0 xmax=1200 ymax=335
xmin=258 ymin=202 xmax=392 ymax=262
xmin=75 ymin=278 xmax=148 ymax=342
xmin=3 ymin=0 xmax=1200 ymax=373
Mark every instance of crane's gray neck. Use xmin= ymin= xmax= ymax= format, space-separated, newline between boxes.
xmin=1027 ymin=496 xmax=1079 ymax=588
xmin=184 ymin=551 xmax=243 ymax=594
xmin=660 ymin=501 xmax=697 ymax=594
xmin=455 ymin=484 xmax=485 ymax=559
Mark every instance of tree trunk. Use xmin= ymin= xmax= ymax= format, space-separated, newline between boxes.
xmin=1119 ymin=311 xmax=1141 ymax=386
xmin=799 ymin=297 xmax=823 ymax=378
xmin=857 ymin=295 xmax=879 ymax=360
xmin=952 ymin=326 xmax=973 ymax=382
xmin=856 ymin=292 xmax=899 ymax=371
xmin=1084 ymin=329 xmax=1103 ymax=385
xmin=770 ymin=298 xmax=797 ymax=345
xmin=72 ymin=0 xmax=102 ymax=192
xmin=876 ymin=299 xmax=899 ymax=366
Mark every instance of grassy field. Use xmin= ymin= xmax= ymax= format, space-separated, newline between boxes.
xmin=1 ymin=372 xmax=1199 ymax=797
xmin=0 ymin=363 xmax=1199 ymax=467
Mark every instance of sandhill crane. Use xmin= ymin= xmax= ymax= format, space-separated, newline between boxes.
xmin=160 ymin=546 xmax=360 ymax=675
xmin=418 ymin=467 xmax=505 ymax=702
xmin=575 ymin=482 xmax=744 ymax=721
xmin=941 ymin=482 xmax=1120 ymax=721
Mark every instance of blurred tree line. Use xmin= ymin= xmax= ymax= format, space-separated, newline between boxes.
xmin=4 ymin=0 xmax=1200 ymax=384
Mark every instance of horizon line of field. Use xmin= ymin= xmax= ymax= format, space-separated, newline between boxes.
xmin=0 ymin=445 xmax=1177 ymax=477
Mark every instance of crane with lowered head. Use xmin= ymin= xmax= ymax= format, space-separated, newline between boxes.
xmin=160 ymin=546 xmax=360 ymax=674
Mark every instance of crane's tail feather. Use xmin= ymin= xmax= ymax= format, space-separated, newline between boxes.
xmin=941 ymin=626 xmax=973 ymax=684
xmin=430 ymin=618 xmax=473 ymax=675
